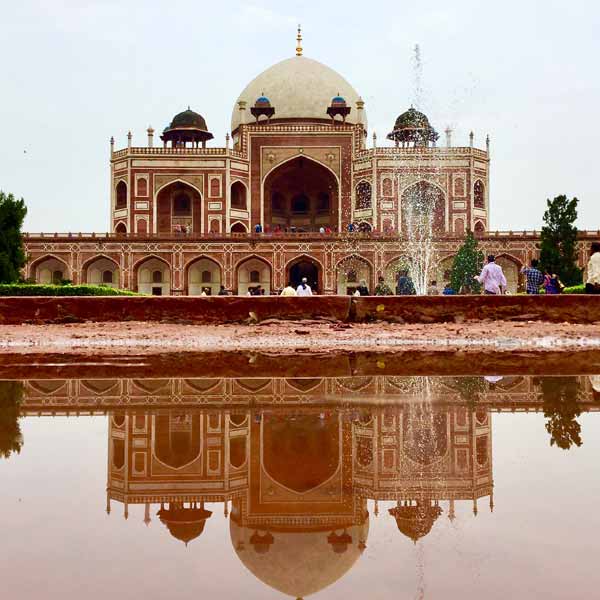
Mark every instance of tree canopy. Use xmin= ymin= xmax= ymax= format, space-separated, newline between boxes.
xmin=0 ymin=381 xmax=24 ymax=459
xmin=0 ymin=191 xmax=27 ymax=283
xmin=539 ymin=376 xmax=582 ymax=450
xmin=450 ymin=231 xmax=484 ymax=293
xmin=539 ymin=195 xmax=581 ymax=286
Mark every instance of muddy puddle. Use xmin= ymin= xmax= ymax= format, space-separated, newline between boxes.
xmin=2 ymin=369 xmax=600 ymax=598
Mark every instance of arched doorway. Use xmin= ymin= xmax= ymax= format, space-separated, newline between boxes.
xmin=336 ymin=255 xmax=372 ymax=295
xmin=83 ymin=256 xmax=120 ymax=288
xmin=187 ymin=257 xmax=222 ymax=295
xmin=287 ymin=258 xmax=320 ymax=292
xmin=495 ymin=256 xmax=520 ymax=294
xmin=31 ymin=256 xmax=70 ymax=284
xmin=263 ymin=157 xmax=338 ymax=232
xmin=401 ymin=181 xmax=446 ymax=235
xmin=156 ymin=181 xmax=202 ymax=235
xmin=236 ymin=257 xmax=271 ymax=295
xmin=136 ymin=257 xmax=171 ymax=295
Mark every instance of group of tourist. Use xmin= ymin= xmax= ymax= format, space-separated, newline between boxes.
xmin=520 ymin=259 xmax=564 ymax=294
xmin=201 ymin=244 xmax=600 ymax=297
xmin=173 ymin=224 xmax=192 ymax=235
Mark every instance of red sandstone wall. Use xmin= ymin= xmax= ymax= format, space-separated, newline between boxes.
xmin=1 ymin=295 xmax=600 ymax=326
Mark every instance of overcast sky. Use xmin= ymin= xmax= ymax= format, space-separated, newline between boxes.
xmin=1 ymin=0 xmax=599 ymax=232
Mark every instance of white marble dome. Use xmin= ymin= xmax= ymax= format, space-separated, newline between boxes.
xmin=231 ymin=56 xmax=366 ymax=132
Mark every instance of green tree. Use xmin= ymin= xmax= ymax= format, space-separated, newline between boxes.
xmin=0 ymin=381 xmax=24 ymax=459
xmin=450 ymin=231 xmax=484 ymax=294
xmin=0 ymin=191 xmax=28 ymax=283
xmin=539 ymin=195 xmax=582 ymax=285
xmin=538 ymin=376 xmax=583 ymax=450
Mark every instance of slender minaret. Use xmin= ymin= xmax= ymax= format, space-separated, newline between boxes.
xmin=147 ymin=126 xmax=154 ymax=148
xmin=469 ymin=131 xmax=474 ymax=148
xmin=445 ymin=127 xmax=452 ymax=148
xmin=127 ymin=131 xmax=132 ymax=149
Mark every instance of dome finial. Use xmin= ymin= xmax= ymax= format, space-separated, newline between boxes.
xmin=296 ymin=24 xmax=303 ymax=56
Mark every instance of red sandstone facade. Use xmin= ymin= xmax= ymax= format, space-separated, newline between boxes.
xmin=22 ymin=35 xmax=599 ymax=295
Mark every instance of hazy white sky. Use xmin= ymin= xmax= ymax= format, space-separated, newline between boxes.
xmin=1 ymin=0 xmax=599 ymax=232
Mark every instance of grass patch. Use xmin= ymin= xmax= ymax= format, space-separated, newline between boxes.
xmin=0 ymin=284 xmax=138 ymax=296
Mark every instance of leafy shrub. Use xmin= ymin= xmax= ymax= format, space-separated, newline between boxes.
xmin=562 ymin=284 xmax=585 ymax=294
xmin=0 ymin=284 xmax=137 ymax=296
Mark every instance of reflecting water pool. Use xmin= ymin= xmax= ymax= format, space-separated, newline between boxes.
xmin=1 ymin=374 xmax=600 ymax=599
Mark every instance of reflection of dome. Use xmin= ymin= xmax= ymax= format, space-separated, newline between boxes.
xmin=230 ymin=518 xmax=369 ymax=598
xmin=389 ymin=502 xmax=442 ymax=543
xmin=232 ymin=56 xmax=366 ymax=132
xmin=158 ymin=504 xmax=212 ymax=546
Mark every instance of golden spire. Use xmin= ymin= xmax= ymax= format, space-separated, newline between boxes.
xmin=296 ymin=24 xmax=303 ymax=56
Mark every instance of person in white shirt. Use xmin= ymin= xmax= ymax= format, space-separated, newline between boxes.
xmin=280 ymin=282 xmax=297 ymax=296
xmin=586 ymin=242 xmax=600 ymax=294
xmin=296 ymin=277 xmax=313 ymax=296
xmin=474 ymin=255 xmax=507 ymax=295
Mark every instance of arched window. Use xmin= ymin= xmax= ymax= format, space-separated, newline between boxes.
xmin=210 ymin=177 xmax=221 ymax=197
xmin=136 ymin=178 xmax=148 ymax=196
xmin=173 ymin=193 xmax=191 ymax=216
xmin=249 ymin=270 xmax=260 ymax=283
xmin=137 ymin=219 xmax=147 ymax=234
xmin=382 ymin=218 xmax=393 ymax=233
xmin=115 ymin=222 xmax=127 ymax=234
xmin=355 ymin=181 xmax=372 ymax=209
xmin=474 ymin=220 xmax=485 ymax=233
xmin=474 ymin=180 xmax=485 ymax=208
xmin=201 ymin=270 xmax=212 ymax=283
xmin=317 ymin=192 xmax=330 ymax=212
xmin=382 ymin=178 xmax=393 ymax=197
xmin=102 ymin=270 xmax=113 ymax=284
xmin=115 ymin=181 xmax=127 ymax=209
xmin=231 ymin=182 xmax=247 ymax=209
xmin=52 ymin=270 xmax=63 ymax=284
xmin=210 ymin=219 xmax=220 ymax=233
xmin=347 ymin=270 xmax=357 ymax=283
xmin=454 ymin=218 xmax=465 ymax=234
xmin=152 ymin=270 xmax=163 ymax=284
xmin=292 ymin=194 xmax=309 ymax=213
xmin=230 ymin=222 xmax=247 ymax=233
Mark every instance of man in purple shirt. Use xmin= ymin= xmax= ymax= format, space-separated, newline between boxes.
xmin=475 ymin=255 xmax=507 ymax=294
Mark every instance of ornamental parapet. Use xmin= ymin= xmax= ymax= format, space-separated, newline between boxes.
xmin=354 ymin=146 xmax=489 ymax=161
xmin=111 ymin=147 xmax=247 ymax=160
xmin=22 ymin=230 xmax=600 ymax=242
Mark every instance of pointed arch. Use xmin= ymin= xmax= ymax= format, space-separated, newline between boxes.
xmin=184 ymin=255 xmax=223 ymax=295
xmin=155 ymin=179 xmax=203 ymax=235
xmin=262 ymin=154 xmax=340 ymax=232
xmin=81 ymin=254 xmax=121 ymax=288
xmin=29 ymin=254 xmax=70 ymax=283
xmin=235 ymin=255 xmax=272 ymax=295
xmin=133 ymin=254 xmax=171 ymax=295
xmin=335 ymin=254 xmax=373 ymax=295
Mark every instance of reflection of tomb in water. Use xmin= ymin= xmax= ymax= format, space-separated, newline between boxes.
xmin=103 ymin=399 xmax=494 ymax=597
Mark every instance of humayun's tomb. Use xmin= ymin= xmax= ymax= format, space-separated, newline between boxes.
xmin=23 ymin=29 xmax=600 ymax=295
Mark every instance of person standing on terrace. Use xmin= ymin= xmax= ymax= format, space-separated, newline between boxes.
xmin=374 ymin=276 xmax=393 ymax=296
xmin=521 ymin=259 xmax=545 ymax=294
xmin=296 ymin=277 xmax=313 ymax=296
xmin=280 ymin=282 xmax=297 ymax=296
xmin=396 ymin=270 xmax=416 ymax=295
xmin=586 ymin=242 xmax=600 ymax=294
xmin=475 ymin=255 xmax=507 ymax=295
